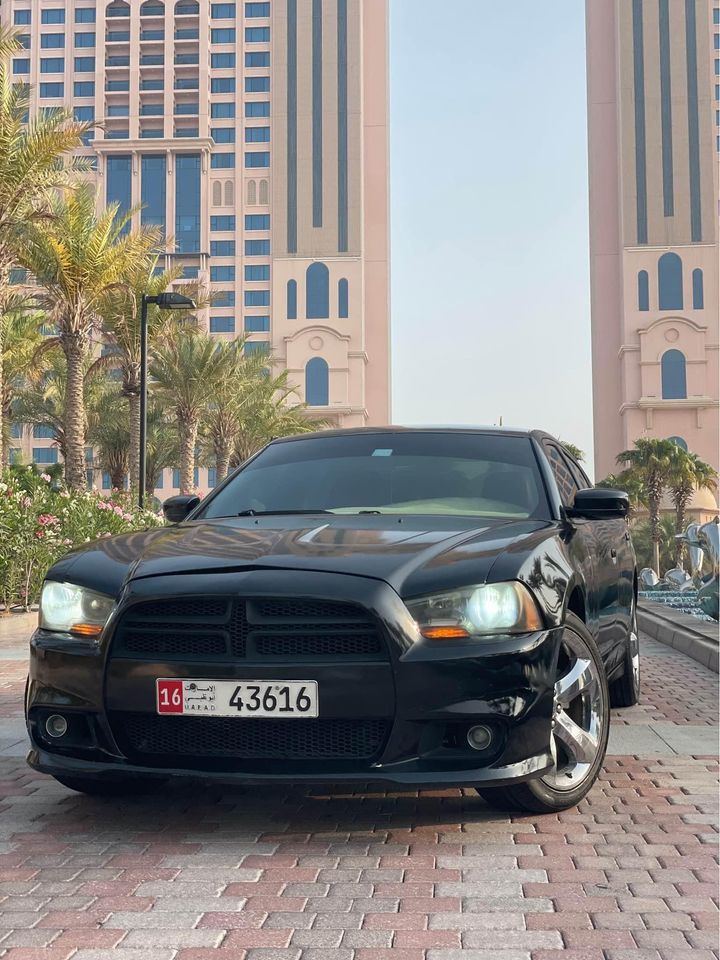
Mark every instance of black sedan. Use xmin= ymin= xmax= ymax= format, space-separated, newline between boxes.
xmin=26 ymin=428 xmax=638 ymax=813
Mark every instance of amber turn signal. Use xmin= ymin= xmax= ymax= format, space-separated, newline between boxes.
xmin=420 ymin=626 xmax=470 ymax=640
xmin=69 ymin=623 xmax=104 ymax=638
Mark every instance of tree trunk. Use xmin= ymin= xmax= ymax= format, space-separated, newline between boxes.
xmin=673 ymin=488 xmax=692 ymax=567
xmin=1 ymin=398 xmax=10 ymax=469
xmin=179 ymin=416 xmax=197 ymax=494
xmin=110 ymin=463 xmax=125 ymax=491
xmin=0 ymin=269 xmax=8 ymax=471
xmin=216 ymin=443 xmax=231 ymax=483
xmin=62 ymin=333 xmax=88 ymax=491
xmin=127 ymin=389 xmax=141 ymax=495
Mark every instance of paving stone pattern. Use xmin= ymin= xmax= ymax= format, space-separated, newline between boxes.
xmin=0 ymin=627 xmax=717 ymax=960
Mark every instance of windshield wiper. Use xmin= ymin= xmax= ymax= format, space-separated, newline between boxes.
xmin=237 ymin=509 xmax=333 ymax=517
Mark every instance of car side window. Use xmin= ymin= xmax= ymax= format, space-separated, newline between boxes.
xmin=544 ymin=443 xmax=579 ymax=508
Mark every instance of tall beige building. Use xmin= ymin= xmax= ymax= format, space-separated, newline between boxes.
xmin=4 ymin=0 xmax=390 ymax=492
xmin=586 ymin=0 xmax=719 ymax=481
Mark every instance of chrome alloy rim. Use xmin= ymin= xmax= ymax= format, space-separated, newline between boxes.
xmin=542 ymin=631 xmax=605 ymax=791
xmin=629 ymin=598 xmax=640 ymax=696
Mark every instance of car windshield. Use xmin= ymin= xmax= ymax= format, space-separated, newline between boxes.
xmin=199 ymin=432 xmax=550 ymax=520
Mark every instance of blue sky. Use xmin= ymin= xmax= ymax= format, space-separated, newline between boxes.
xmin=389 ymin=1 xmax=595 ymax=473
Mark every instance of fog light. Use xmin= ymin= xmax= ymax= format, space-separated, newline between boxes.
xmin=45 ymin=714 xmax=68 ymax=739
xmin=467 ymin=724 xmax=493 ymax=751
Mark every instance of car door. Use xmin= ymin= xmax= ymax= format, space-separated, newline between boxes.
xmin=541 ymin=442 xmax=600 ymax=643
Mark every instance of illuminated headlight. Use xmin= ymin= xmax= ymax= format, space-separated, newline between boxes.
xmin=406 ymin=582 xmax=543 ymax=640
xmin=39 ymin=581 xmax=115 ymax=639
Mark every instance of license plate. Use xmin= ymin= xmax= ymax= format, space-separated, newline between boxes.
xmin=156 ymin=679 xmax=319 ymax=718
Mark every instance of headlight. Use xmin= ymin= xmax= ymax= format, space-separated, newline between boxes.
xmin=39 ymin=581 xmax=115 ymax=639
xmin=406 ymin=581 xmax=543 ymax=640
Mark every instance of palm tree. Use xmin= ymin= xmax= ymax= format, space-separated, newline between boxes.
xmin=616 ymin=438 xmax=678 ymax=574
xmin=20 ymin=186 xmax=161 ymax=489
xmin=98 ymin=259 xmax=208 ymax=493
xmin=144 ymin=397 xmax=180 ymax=497
xmin=596 ymin=469 xmax=646 ymax=517
xmin=560 ymin=441 xmax=585 ymax=463
xmin=87 ymin=389 xmax=130 ymax=490
xmin=1 ymin=296 xmax=44 ymax=464
xmin=0 ymin=26 xmax=92 ymax=448
xmin=631 ymin=514 xmax=678 ymax=575
xmin=666 ymin=448 xmax=718 ymax=566
xmin=150 ymin=326 xmax=234 ymax=494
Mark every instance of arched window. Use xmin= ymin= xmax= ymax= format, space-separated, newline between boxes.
xmin=175 ymin=0 xmax=199 ymax=13
xmin=692 ymin=268 xmax=704 ymax=309
xmin=287 ymin=279 xmax=297 ymax=319
xmin=224 ymin=179 xmax=233 ymax=206
xmin=658 ymin=252 xmax=683 ymax=310
xmin=212 ymin=180 xmax=222 ymax=206
xmin=106 ymin=0 xmax=131 ymax=16
xmin=246 ymin=179 xmax=256 ymax=205
xmin=306 ymin=262 xmax=329 ymax=319
xmin=305 ymin=357 xmax=329 ymax=406
xmin=668 ymin=436 xmax=688 ymax=451
xmin=338 ymin=278 xmax=349 ymax=318
xmin=140 ymin=0 xmax=164 ymax=14
xmin=661 ymin=349 xmax=687 ymax=399
xmin=637 ymin=270 xmax=649 ymax=311
xmin=258 ymin=179 xmax=269 ymax=204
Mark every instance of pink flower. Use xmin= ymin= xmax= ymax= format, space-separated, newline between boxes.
xmin=34 ymin=529 xmax=44 ymax=539
xmin=20 ymin=496 xmax=32 ymax=509
xmin=40 ymin=473 xmax=51 ymax=483
xmin=62 ymin=538 xmax=72 ymax=545
xmin=38 ymin=514 xmax=59 ymax=526
xmin=113 ymin=505 xmax=124 ymax=517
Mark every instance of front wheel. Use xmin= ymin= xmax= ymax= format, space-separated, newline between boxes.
xmin=477 ymin=612 xmax=609 ymax=813
xmin=609 ymin=595 xmax=640 ymax=707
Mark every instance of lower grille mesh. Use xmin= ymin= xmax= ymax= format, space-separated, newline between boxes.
xmin=116 ymin=713 xmax=389 ymax=761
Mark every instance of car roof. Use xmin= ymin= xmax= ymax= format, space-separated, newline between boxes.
xmin=270 ymin=425 xmax=560 ymax=444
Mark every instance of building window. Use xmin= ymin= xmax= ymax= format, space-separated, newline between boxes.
xmin=173 ymin=467 xmax=199 ymax=487
xmin=247 ymin=180 xmax=257 ymax=204
xmin=211 ymin=3 xmax=237 ymax=16
xmin=211 ymin=52 xmax=236 ymax=69
xmin=661 ymin=349 xmax=687 ymax=399
xmin=211 ymin=215 xmax=236 ymax=231
xmin=305 ymin=358 xmax=329 ymax=406
xmin=245 ymin=76 xmax=270 ymax=92
xmin=141 ymin=154 xmax=166 ymax=232
xmin=211 ymin=266 xmax=235 ymax=281
xmin=692 ymin=268 xmax=704 ymax=309
xmin=75 ymin=8 xmax=97 ymax=22
xmin=33 ymin=424 xmax=55 ymax=439
xmin=74 ymin=56 xmax=95 ymax=71
xmin=337 ymin=278 xmax=350 ymax=319
xmin=306 ymin=262 xmax=329 ymax=319
xmin=74 ymin=81 xmax=95 ymax=97
xmin=246 ymin=126 xmax=270 ymax=143
xmin=668 ymin=436 xmax=688 ymax=451
xmin=245 ymin=151 xmax=270 ymax=168
xmin=246 ymin=27 xmax=270 ymax=42
xmin=207 ymin=468 xmax=217 ymax=489
xmin=41 ymin=57 xmax=65 ymax=73
xmin=176 ymin=0 xmax=200 ymax=12
xmin=14 ymin=10 xmax=32 ymax=25
xmin=246 ymin=2 xmax=270 ymax=15
xmin=245 ymin=341 xmax=269 ymax=357
xmin=212 ymin=181 xmax=222 ymax=206
xmin=13 ymin=59 xmax=30 ymax=74
xmin=287 ymin=279 xmax=297 ymax=319
xmin=245 ymin=265 xmax=269 ymax=281
xmin=212 ymin=28 xmax=236 ymax=42
xmin=246 ymin=101 xmax=270 ymax=117
xmin=75 ymin=32 xmax=96 ymax=47
xmin=245 ymin=214 xmax=269 ymax=229
xmin=210 ymin=240 xmax=236 ymax=257
xmin=18 ymin=35 xmax=31 ymax=49
xmin=211 ymin=102 xmax=235 ymax=119
xmin=211 ymin=153 xmax=235 ymax=168
xmin=657 ymin=252 xmax=683 ymax=310
xmin=245 ymin=239 xmax=270 ymax=255
xmin=40 ymin=82 xmax=64 ymax=98
xmin=211 ymin=128 xmax=235 ymax=144
xmin=637 ymin=270 xmax=649 ymax=311
xmin=41 ymin=9 xmax=66 ymax=23
xmin=175 ymin=153 xmax=201 ymax=253
xmin=211 ymin=77 xmax=236 ymax=94
xmin=246 ymin=51 xmax=270 ymax=67
xmin=107 ymin=156 xmax=132 ymax=231
xmin=40 ymin=34 xmax=65 ymax=48
xmin=210 ymin=316 xmax=235 ymax=333
xmin=245 ymin=315 xmax=269 ymax=332
xmin=140 ymin=0 xmax=165 ymax=13
xmin=224 ymin=180 xmax=234 ymax=205
xmin=33 ymin=448 xmax=59 ymax=464
xmin=258 ymin=179 xmax=269 ymax=204
xmin=245 ymin=290 xmax=270 ymax=306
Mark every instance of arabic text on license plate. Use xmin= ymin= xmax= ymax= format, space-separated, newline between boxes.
xmin=156 ymin=679 xmax=319 ymax=718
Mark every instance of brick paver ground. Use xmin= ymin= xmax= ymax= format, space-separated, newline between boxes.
xmin=0 ymin=615 xmax=717 ymax=960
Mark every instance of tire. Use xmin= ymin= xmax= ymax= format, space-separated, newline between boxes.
xmin=52 ymin=775 xmax=154 ymax=797
xmin=609 ymin=595 xmax=641 ymax=708
xmin=477 ymin=612 xmax=610 ymax=814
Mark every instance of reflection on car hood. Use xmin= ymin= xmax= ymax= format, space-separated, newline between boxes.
xmin=52 ymin=514 xmax=551 ymax=597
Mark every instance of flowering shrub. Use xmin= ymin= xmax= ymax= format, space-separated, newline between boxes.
xmin=0 ymin=468 xmax=164 ymax=611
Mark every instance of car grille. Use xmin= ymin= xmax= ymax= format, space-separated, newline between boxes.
xmin=114 ymin=712 xmax=390 ymax=761
xmin=111 ymin=596 xmax=386 ymax=662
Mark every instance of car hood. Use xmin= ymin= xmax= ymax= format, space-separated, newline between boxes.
xmin=51 ymin=515 xmax=552 ymax=598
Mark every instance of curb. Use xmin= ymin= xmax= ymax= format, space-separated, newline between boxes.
xmin=638 ymin=599 xmax=719 ymax=674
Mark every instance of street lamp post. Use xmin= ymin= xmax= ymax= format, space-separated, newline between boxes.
xmin=138 ymin=291 xmax=196 ymax=509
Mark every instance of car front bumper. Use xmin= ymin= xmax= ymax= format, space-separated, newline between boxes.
xmin=26 ymin=569 xmax=561 ymax=789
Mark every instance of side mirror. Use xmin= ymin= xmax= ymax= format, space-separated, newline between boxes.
xmin=566 ymin=487 xmax=629 ymax=520
xmin=162 ymin=495 xmax=200 ymax=523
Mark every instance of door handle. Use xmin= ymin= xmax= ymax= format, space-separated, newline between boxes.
xmin=611 ymin=548 xmax=618 ymax=564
